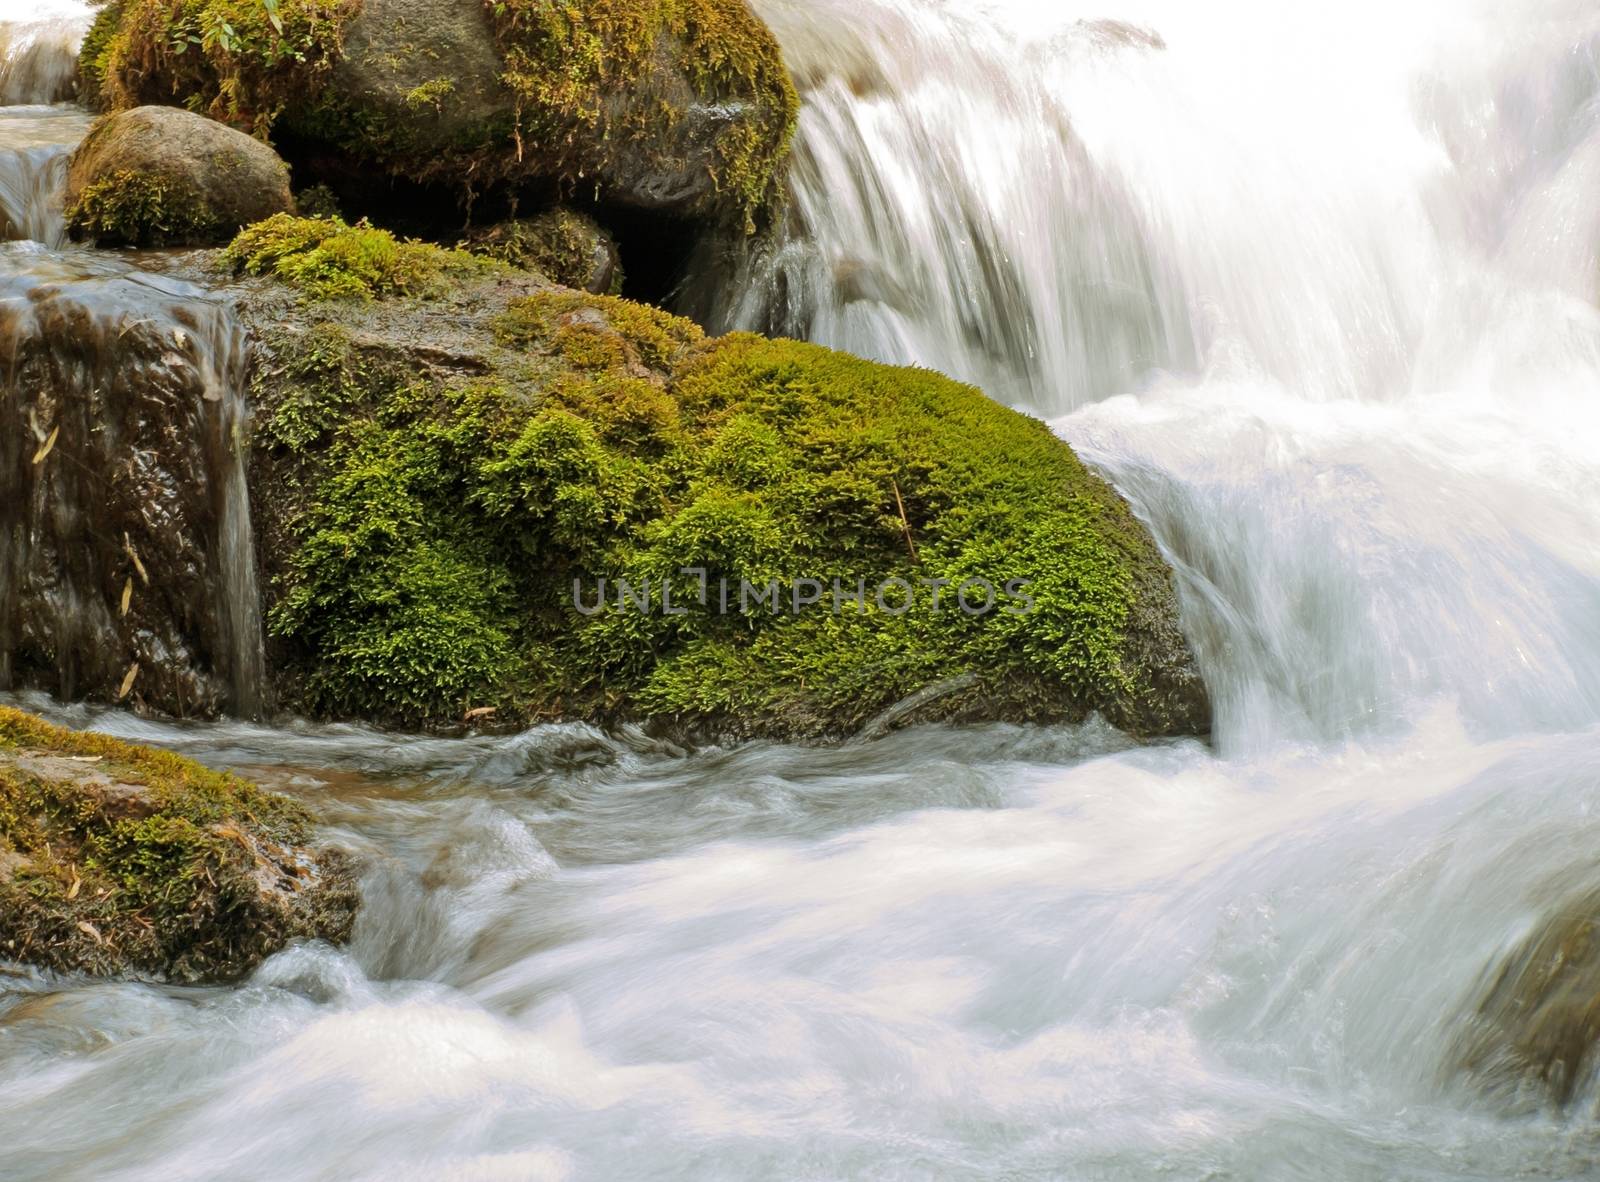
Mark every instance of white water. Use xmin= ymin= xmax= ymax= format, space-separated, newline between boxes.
xmin=6 ymin=1 xmax=1600 ymax=1178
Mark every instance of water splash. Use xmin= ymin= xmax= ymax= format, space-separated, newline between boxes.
xmin=3 ymin=1 xmax=1600 ymax=1177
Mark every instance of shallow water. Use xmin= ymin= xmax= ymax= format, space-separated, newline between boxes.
xmin=5 ymin=0 xmax=1600 ymax=1179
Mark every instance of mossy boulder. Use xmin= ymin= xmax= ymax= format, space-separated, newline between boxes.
xmin=65 ymin=106 xmax=293 ymax=246
xmin=466 ymin=209 xmax=622 ymax=294
xmin=83 ymin=0 xmax=798 ymax=232
xmin=199 ymin=217 xmax=1210 ymax=741
xmin=0 ymin=706 xmax=357 ymax=982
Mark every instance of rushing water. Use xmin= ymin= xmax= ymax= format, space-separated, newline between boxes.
xmin=6 ymin=1 xmax=1600 ymax=1179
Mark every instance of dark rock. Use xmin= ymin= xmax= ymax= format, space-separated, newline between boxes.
xmin=85 ymin=0 xmax=798 ymax=234
xmin=1454 ymin=889 xmax=1600 ymax=1106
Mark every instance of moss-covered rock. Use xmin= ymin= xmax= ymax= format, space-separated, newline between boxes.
xmin=465 ymin=209 xmax=622 ymax=294
xmin=0 ymin=706 xmax=357 ymax=982
xmin=65 ymin=106 xmax=293 ymax=246
xmin=211 ymin=217 xmax=1208 ymax=741
xmin=86 ymin=0 xmax=798 ymax=233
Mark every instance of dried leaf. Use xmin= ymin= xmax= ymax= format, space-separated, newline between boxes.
xmin=31 ymin=426 xmax=58 ymax=465
xmin=116 ymin=663 xmax=139 ymax=700
xmin=66 ymin=755 xmax=102 ymax=763
xmin=120 ymin=577 xmax=133 ymax=617
xmin=123 ymin=533 xmax=149 ymax=585
xmin=76 ymin=921 xmax=102 ymax=944
xmin=66 ymin=875 xmax=81 ymax=900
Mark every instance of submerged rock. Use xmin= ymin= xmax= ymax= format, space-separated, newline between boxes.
xmin=0 ymin=706 xmax=357 ymax=982
xmin=193 ymin=216 xmax=1210 ymax=742
xmin=1454 ymin=890 xmax=1600 ymax=1107
xmin=466 ymin=209 xmax=622 ymax=294
xmin=81 ymin=0 xmax=798 ymax=234
xmin=65 ymin=106 xmax=293 ymax=247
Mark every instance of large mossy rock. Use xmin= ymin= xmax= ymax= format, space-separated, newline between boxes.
xmin=81 ymin=0 xmax=798 ymax=232
xmin=65 ymin=106 xmax=293 ymax=247
xmin=207 ymin=216 xmax=1209 ymax=741
xmin=0 ymin=706 xmax=357 ymax=982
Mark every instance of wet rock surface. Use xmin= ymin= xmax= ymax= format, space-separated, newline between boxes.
xmin=1455 ymin=889 xmax=1600 ymax=1107
xmin=0 ymin=251 xmax=264 ymax=717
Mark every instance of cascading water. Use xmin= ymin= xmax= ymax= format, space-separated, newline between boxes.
xmin=0 ymin=253 xmax=269 ymax=716
xmin=6 ymin=2 xmax=1600 ymax=1179
xmin=0 ymin=0 xmax=92 ymax=247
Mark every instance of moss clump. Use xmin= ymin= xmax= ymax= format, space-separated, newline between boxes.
xmin=75 ymin=0 xmax=125 ymax=108
xmin=97 ymin=0 xmax=357 ymax=132
xmin=0 ymin=707 xmax=357 ymax=981
xmin=222 ymin=212 xmax=495 ymax=300
xmin=256 ymin=277 xmax=1202 ymax=738
xmin=66 ymin=168 xmax=218 ymax=246
xmin=466 ymin=209 xmax=623 ymax=295
xmin=490 ymin=0 xmax=798 ymax=231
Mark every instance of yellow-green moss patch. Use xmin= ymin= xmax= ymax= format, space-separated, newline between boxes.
xmin=222 ymin=212 xmax=497 ymax=300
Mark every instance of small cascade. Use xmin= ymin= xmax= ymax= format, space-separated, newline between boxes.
xmin=0 ymin=104 xmax=92 ymax=246
xmin=701 ymin=0 xmax=1189 ymax=413
xmin=0 ymin=2 xmax=90 ymax=106
xmin=0 ymin=249 xmax=268 ymax=716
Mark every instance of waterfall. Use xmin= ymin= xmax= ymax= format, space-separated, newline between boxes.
xmin=0 ymin=104 xmax=91 ymax=247
xmin=0 ymin=1 xmax=266 ymax=717
xmin=0 ymin=0 xmax=93 ymax=248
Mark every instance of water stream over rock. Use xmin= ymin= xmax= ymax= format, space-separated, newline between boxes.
xmin=0 ymin=1 xmax=266 ymax=717
xmin=5 ymin=1 xmax=1600 ymax=1179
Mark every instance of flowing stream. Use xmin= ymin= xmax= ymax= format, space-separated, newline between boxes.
xmin=6 ymin=2 xmax=1600 ymax=1179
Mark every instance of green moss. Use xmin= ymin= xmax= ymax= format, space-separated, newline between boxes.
xmin=0 ymin=706 xmax=355 ymax=981
xmin=261 ymin=280 xmax=1185 ymax=737
xmin=222 ymin=212 xmax=496 ymax=300
xmin=81 ymin=0 xmax=797 ymax=231
xmin=488 ymin=0 xmax=798 ymax=231
xmin=99 ymin=0 xmax=357 ymax=132
xmin=402 ymin=76 xmax=456 ymax=112
xmin=75 ymin=0 xmax=125 ymax=109
xmin=66 ymin=167 xmax=218 ymax=246
xmin=293 ymin=181 xmax=343 ymax=219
